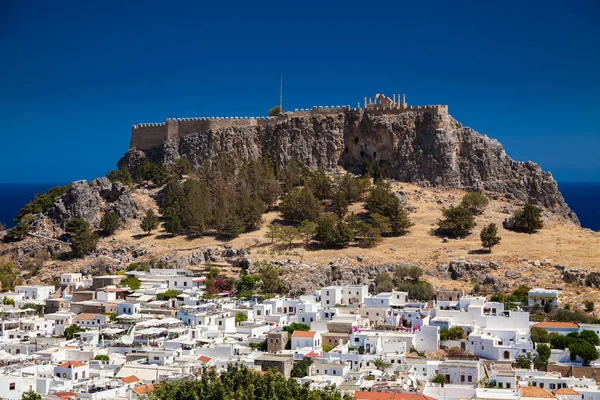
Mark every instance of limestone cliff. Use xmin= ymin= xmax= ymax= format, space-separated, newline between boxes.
xmin=48 ymin=178 xmax=140 ymax=228
xmin=119 ymin=111 xmax=578 ymax=223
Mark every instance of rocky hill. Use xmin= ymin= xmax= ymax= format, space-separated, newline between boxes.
xmin=119 ymin=110 xmax=578 ymax=223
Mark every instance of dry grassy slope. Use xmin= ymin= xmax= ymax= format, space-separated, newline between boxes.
xmin=6 ymin=182 xmax=599 ymax=308
xmin=106 ymin=182 xmax=600 ymax=306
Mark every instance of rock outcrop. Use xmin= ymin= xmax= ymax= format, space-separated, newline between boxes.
xmin=120 ymin=110 xmax=578 ymax=222
xmin=48 ymin=178 xmax=139 ymax=227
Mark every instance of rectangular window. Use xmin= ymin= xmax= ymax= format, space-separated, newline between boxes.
xmin=468 ymin=376 xmax=472 ymax=382
xmin=461 ymin=375 xmax=465 ymax=382
xmin=506 ymin=383 xmax=511 ymax=389
xmin=154 ymin=357 xmax=159 ymax=360
xmin=9 ymin=383 xmax=15 ymax=390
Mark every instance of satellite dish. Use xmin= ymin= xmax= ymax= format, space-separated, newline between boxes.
xmin=122 ymin=335 xmax=133 ymax=345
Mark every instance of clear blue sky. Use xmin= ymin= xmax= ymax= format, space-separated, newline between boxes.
xmin=1 ymin=0 xmax=599 ymax=183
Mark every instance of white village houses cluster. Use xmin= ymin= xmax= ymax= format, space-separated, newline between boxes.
xmin=1 ymin=269 xmax=599 ymax=400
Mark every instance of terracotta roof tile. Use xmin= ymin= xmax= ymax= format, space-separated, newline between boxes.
xmin=51 ymin=392 xmax=79 ymax=400
xmin=553 ymin=387 xmax=580 ymax=395
xmin=520 ymin=386 xmax=556 ymax=398
xmin=292 ymin=330 xmax=317 ymax=338
xmin=197 ymin=355 xmax=212 ymax=363
xmin=304 ymin=351 xmax=321 ymax=358
xmin=120 ymin=375 xmax=140 ymax=384
xmin=533 ymin=322 xmax=579 ymax=329
xmin=74 ymin=313 xmax=100 ymax=320
xmin=56 ymin=360 xmax=86 ymax=368
xmin=133 ymin=384 xmax=155 ymax=395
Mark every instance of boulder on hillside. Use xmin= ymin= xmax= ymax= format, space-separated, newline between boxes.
xmin=48 ymin=178 xmax=140 ymax=228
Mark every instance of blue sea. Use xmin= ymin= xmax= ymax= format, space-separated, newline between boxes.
xmin=0 ymin=182 xmax=599 ymax=231
xmin=558 ymin=182 xmax=600 ymax=231
xmin=0 ymin=183 xmax=64 ymax=229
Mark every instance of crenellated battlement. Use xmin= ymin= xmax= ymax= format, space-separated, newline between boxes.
xmin=129 ymin=93 xmax=448 ymax=150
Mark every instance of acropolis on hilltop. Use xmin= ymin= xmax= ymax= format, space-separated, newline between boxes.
xmin=129 ymin=93 xmax=448 ymax=151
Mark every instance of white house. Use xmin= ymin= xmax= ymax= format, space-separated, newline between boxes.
xmin=321 ymin=286 xmax=343 ymax=307
xmin=309 ymin=360 xmax=350 ymax=377
xmin=43 ymin=313 xmax=74 ymax=336
xmin=53 ymin=360 xmax=89 ymax=381
xmin=291 ymin=331 xmax=322 ymax=350
xmin=215 ymin=315 xmax=235 ymax=332
xmin=364 ymin=291 xmax=408 ymax=308
xmin=15 ymin=285 xmax=55 ymax=302
xmin=253 ymin=303 xmax=272 ymax=319
xmin=528 ymin=288 xmax=559 ymax=308
xmin=297 ymin=302 xmax=320 ymax=324
xmin=147 ymin=350 xmax=175 ymax=365
xmin=96 ymin=290 xmax=117 ymax=302
xmin=341 ymin=285 xmax=368 ymax=305
xmin=466 ymin=328 xmax=533 ymax=361
xmin=0 ymin=374 xmax=36 ymax=400
xmin=74 ymin=313 xmax=109 ymax=328
xmin=60 ymin=273 xmax=86 ymax=289
xmin=117 ymin=303 xmax=141 ymax=316
xmin=168 ymin=276 xmax=206 ymax=291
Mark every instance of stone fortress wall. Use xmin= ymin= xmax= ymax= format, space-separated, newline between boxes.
xmin=129 ymin=93 xmax=449 ymax=151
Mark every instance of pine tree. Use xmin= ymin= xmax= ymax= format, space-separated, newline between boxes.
xmin=65 ymin=218 xmax=98 ymax=257
xmin=100 ymin=211 xmax=120 ymax=235
xmin=437 ymin=205 xmax=476 ymax=237
xmin=480 ymin=223 xmax=501 ymax=252
xmin=298 ymin=220 xmax=317 ymax=246
xmin=513 ymin=204 xmax=544 ymax=233
xmin=265 ymin=224 xmax=283 ymax=245
xmin=461 ymin=192 xmax=489 ymax=215
xmin=164 ymin=214 xmax=182 ymax=236
xmin=140 ymin=210 xmax=159 ymax=234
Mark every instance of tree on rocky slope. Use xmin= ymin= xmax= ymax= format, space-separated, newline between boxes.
xmin=4 ymin=221 xmax=30 ymax=242
xmin=279 ymin=187 xmax=321 ymax=223
xmin=106 ymin=168 xmax=133 ymax=187
xmin=480 ymin=223 xmax=501 ymax=252
xmin=365 ymin=183 xmax=413 ymax=235
xmin=508 ymin=204 xmax=544 ymax=234
xmin=461 ymin=192 xmax=489 ymax=215
xmin=436 ymin=205 xmax=476 ymax=237
xmin=163 ymin=213 xmax=182 ymax=236
xmin=65 ymin=218 xmax=98 ymax=257
xmin=0 ymin=262 xmax=23 ymax=291
xmin=315 ymin=213 xmax=353 ymax=248
xmin=140 ymin=210 xmax=159 ymax=234
xmin=100 ymin=211 xmax=120 ymax=235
